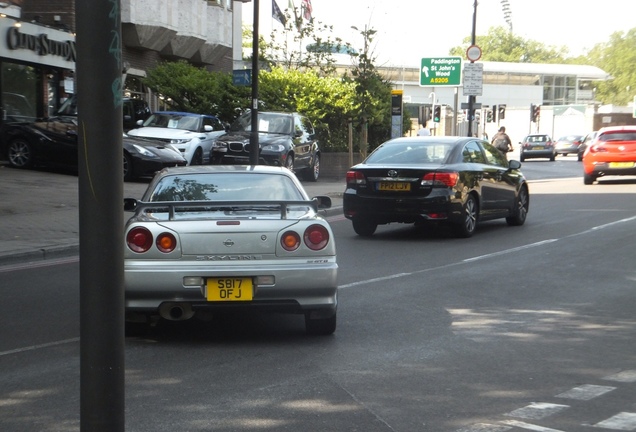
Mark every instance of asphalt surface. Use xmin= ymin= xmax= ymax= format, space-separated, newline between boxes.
xmin=0 ymin=163 xmax=345 ymax=266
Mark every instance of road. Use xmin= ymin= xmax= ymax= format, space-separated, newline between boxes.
xmin=2 ymin=156 xmax=636 ymax=431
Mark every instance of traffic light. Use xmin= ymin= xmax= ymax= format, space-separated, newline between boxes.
xmin=486 ymin=109 xmax=493 ymax=123
xmin=433 ymin=105 xmax=441 ymax=123
xmin=530 ymin=103 xmax=535 ymax=122
xmin=492 ymin=105 xmax=497 ymax=123
xmin=533 ymin=104 xmax=541 ymax=122
xmin=498 ymin=104 xmax=506 ymax=120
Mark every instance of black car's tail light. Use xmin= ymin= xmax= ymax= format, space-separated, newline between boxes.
xmin=281 ymin=231 xmax=301 ymax=251
xmin=156 ymin=232 xmax=177 ymax=253
xmin=304 ymin=224 xmax=329 ymax=251
xmin=421 ymin=172 xmax=459 ymax=187
xmin=126 ymin=227 xmax=153 ymax=253
xmin=346 ymin=171 xmax=366 ymax=185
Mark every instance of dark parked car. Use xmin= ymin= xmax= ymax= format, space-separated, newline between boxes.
xmin=519 ymin=134 xmax=555 ymax=161
xmin=0 ymin=97 xmax=185 ymax=180
xmin=343 ymin=136 xmax=529 ymax=238
xmin=210 ymin=110 xmax=321 ymax=181
xmin=554 ymin=134 xmax=584 ymax=156
xmin=578 ymin=131 xmax=598 ymax=161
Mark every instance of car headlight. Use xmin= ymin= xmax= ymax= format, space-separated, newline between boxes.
xmin=169 ymin=139 xmax=192 ymax=144
xmin=132 ymin=144 xmax=157 ymax=158
xmin=262 ymin=144 xmax=286 ymax=152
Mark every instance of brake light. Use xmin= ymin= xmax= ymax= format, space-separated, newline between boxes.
xmin=126 ymin=227 xmax=153 ymax=253
xmin=421 ymin=172 xmax=459 ymax=187
xmin=589 ymin=144 xmax=607 ymax=153
xmin=346 ymin=171 xmax=366 ymax=185
xmin=156 ymin=232 xmax=177 ymax=253
xmin=281 ymin=231 xmax=301 ymax=251
xmin=304 ymin=224 xmax=329 ymax=251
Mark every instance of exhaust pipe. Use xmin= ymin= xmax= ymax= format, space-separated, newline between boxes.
xmin=159 ymin=302 xmax=195 ymax=321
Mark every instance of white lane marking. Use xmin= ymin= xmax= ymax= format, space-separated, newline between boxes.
xmin=569 ymin=215 xmax=636 ymax=237
xmin=604 ymin=370 xmax=636 ymax=383
xmin=505 ymin=402 xmax=569 ymax=420
xmin=592 ymin=412 xmax=636 ymax=430
xmin=500 ymin=419 xmax=566 ymax=432
xmin=556 ymin=384 xmax=616 ymax=400
xmin=0 ymin=256 xmax=79 ymax=273
xmin=462 ymin=239 xmax=558 ymax=263
xmin=455 ymin=423 xmax=512 ymax=431
xmin=0 ymin=337 xmax=79 ymax=357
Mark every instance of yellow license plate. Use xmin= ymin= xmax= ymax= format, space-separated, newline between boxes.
xmin=609 ymin=162 xmax=634 ymax=168
xmin=207 ymin=278 xmax=253 ymax=301
xmin=532 ymin=146 xmax=544 ymax=150
xmin=378 ymin=182 xmax=411 ymax=191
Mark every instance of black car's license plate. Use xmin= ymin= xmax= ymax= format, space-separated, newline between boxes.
xmin=207 ymin=278 xmax=253 ymax=301
xmin=378 ymin=182 xmax=410 ymax=191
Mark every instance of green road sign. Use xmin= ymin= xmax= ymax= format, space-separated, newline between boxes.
xmin=420 ymin=57 xmax=462 ymax=86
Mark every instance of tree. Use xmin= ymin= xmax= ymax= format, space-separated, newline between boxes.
xmin=586 ymin=29 xmax=636 ymax=106
xmin=142 ymin=60 xmax=250 ymax=122
xmin=449 ymin=26 xmax=569 ymax=63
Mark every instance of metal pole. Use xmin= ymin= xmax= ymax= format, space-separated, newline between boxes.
xmin=467 ymin=0 xmax=477 ymax=137
xmin=76 ymin=0 xmax=125 ymax=430
xmin=249 ymin=0 xmax=260 ymax=165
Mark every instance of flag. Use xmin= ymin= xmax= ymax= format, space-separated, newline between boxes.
xmin=301 ymin=0 xmax=312 ymax=21
xmin=272 ymin=0 xmax=287 ymax=26
xmin=288 ymin=0 xmax=302 ymax=31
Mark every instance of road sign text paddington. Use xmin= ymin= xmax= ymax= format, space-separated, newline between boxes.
xmin=420 ymin=57 xmax=462 ymax=87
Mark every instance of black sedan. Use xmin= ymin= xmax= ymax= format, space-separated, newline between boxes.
xmin=343 ymin=136 xmax=529 ymax=238
xmin=1 ymin=114 xmax=186 ymax=180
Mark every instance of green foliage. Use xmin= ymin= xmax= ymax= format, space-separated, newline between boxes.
xmin=260 ymin=67 xmax=358 ymax=151
xmin=142 ymin=60 xmax=250 ymax=122
xmin=586 ymin=29 xmax=636 ymax=105
xmin=449 ymin=26 xmax=569 ymax=63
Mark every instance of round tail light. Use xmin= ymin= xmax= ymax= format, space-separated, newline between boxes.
xmin=126 ymin=227 xmax=153 ymax=253
xmin=156 ymin=232 xmax=177 ymax=253
xmin=304 ymin=224 xmax=329 ymax=250
xmin=281 ymin=231 xmax=301 ymax=251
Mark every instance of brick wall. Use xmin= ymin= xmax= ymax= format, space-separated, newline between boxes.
xmin=21 ymin=0 xmax=75 ymax=31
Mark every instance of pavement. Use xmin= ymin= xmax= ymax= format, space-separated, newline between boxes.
xmin=0 ymin=162 xmax=345 ymax=266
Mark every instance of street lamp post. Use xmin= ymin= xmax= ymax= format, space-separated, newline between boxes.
xmin=467 ymin=0 xmax=477 ymax=137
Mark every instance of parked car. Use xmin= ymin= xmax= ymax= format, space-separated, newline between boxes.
xmin=1 ymin=92 xmax=36 ymax=123
xmin=554 ymin=134 xmax=584 ymax=156
xmin=343 ymin=136 xmax=529 ymax=238
xmin=127 ymin=111 xmax=226 ymax=165
xmin=582 ymin=125 xmax=636 ymax=185
xmin=0 ymin=98 xmax=184 ymax=179
xmin=578 ymin=131 xmax=598 ymax=161
xmin=210 ymin=110 xmax=321 ymax=181
xmin=123 ymin=165 xmax=338 ymax=335
xmin=519 ymin=134 xmax=555 ymax=161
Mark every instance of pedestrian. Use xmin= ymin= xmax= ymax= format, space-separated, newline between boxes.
xmin=417 ymin=124 xmax=430 ymax=136
xmin=491 ymin=126 xmax=512 ymax=153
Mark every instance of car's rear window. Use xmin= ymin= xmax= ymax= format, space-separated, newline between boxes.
xmin=598 ymin=132 xmax=636 ymax=142
xmin=365 ymin=142 xmax=451 ymax=164
xmin=149 ymin=173 xmax=304 ymax=202
xmin=526 ymin=135 xmax=547 ymax=142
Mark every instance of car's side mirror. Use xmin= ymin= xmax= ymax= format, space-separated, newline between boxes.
xmin=313 ymin=195 xmax=332 ymax=209
xmin=124 ymin=198 xmax=138 ymax=211
xmin=204 ymin=125 xmax=213 ymax=132
xmin=136 ymin=119 xmax=143 ymax=126
xmin=508 ymin=160 xmax=522 ymax=170
xmin=294 ymin=129 xmax=303 ymax=138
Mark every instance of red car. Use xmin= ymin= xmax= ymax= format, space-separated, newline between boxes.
xmin=582 ymin=125 xmax=636 ymax=184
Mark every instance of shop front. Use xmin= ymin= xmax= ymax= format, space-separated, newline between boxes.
xmin=0 ymin=14 xmax=76 ymax=126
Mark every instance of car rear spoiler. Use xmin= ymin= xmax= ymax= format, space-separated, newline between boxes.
xmin=124 ymin=198 xmax=331 ymax=220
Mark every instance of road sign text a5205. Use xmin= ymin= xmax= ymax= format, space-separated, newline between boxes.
xmin=420 ymin=57 xmax=462 ymax=87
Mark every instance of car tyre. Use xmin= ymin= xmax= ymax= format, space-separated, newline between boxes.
xmin=549 ymin=153 xmax=555 ymax=161
xmin=519 ymin=154 xmax=525 ymax=162
xmin=284 ymin=153 xmax=294 ymax=172
xmin=7 ymin=138 xmax=33 ymax=168
xmin=305 ymin=313 xmax=336 ymax=336
xmin=303 ymin=153 xmax=320 ymax=182
xmin=191 ymin=148 xmax=203 ymax=165
xmin=454 ymin=194 xmax=478 ymax=238
xmin=583 ymin=173 xmax=596 ymax=185
xmin=352 ymin=217 xmax=377 ymax=236
xmin=577 ymin=153 xmax=583 ymax=162
xmin=506 ymin=186 xmax=529 ymax=226
xmin=123 ymin=152 xmax=134 ymax=181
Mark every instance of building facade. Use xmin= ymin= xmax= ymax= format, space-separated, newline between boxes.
xmin=0 ymin=0 xmax=243 ymax=124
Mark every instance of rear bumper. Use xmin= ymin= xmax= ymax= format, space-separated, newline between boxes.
xmin=124 ymin=259 xmax=338 ymax=314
